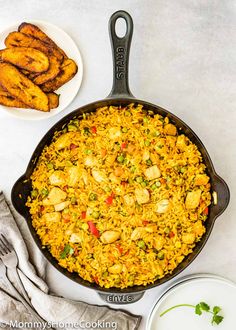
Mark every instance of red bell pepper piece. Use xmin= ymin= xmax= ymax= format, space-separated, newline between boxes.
xmin=88 ymin=221 xmax=100 ymax=238
xmin=169 ymin=231 xmax=175 ymax=238
xmin=91 ymin=126 xmax=97 ymax=134
xmin=105 ymin=192 xmax=115 ymax=205
xmin=81 ymin=211 xmax=86 ymax=219
xmin=116 ymin=243 xmax=123 ymax=254
xmin=142 ymin=220 xmax=149 ymax=226
xmin=203 ymin=207 xmax=209 ymax=215
xmin=70 ymin=143 xmax=77 ymax=150
xmin=121 ymin=142 xmax=127 ymax=150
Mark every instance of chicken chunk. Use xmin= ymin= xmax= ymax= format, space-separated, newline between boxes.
xmin=54 ymin=132 xmax=75 ymax=150
xmin=68 ymin=166 xmax=80 ymax=187
xmin=142 ymin=149 xmax=150 ymax=161
xmin=84 ymin=156 xmax=98 ymax=167
xmin=92 ymin=169 xmax=107 ymax=183
xmin=194 ymin=174 xmax=209 ymax=186
xmin=109 ymin=127 xmax=121 ymax=139
xmin=108 ymin=264 xmax=123 ymax=274
xmin=153 ymin=235 xmax=165 ymax=250
xmin=70 ymin=232 xmax=83 ymax=244
xmin=49 ymin=171 xmax=66 ymax=186
xmin=176 ymin=135 xmax=188 ymax=151
xmin=54 ymin=201 xmax=70 ymax=212
xmin=100 ymin=230 xmax=121 ymax=244
xmin=185 ymin=190 xmax=201 ymax=209
xmin=123 ymin=194 xmax=135 ymax=206
xmin=42 ymin=212 xmax=61 ymax=222
xmin=135 ymin=188 xmax=150 ymax=204
xmin=144 ymin=165 xmax=161 ymax=180
xmin=156 ymin=199 xmax=169 ymax=213
xmin=164 ymin=123 xmax=177 ymax=136
xmin=131 ymin=227 xmax=147 ymax=240
xmin=43 ymin=187 xmax=67 ymax=206
xmin=193 ymin=220 xmax=205 ymax=236
xmin=182 ymin=233 xmax=196 ymax=244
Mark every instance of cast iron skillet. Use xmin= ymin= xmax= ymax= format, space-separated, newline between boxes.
xmin=11 ymin=11 xmax=230 ymax=304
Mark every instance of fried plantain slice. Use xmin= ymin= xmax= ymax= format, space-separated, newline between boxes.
xmin=0 ymin=86 xmax=59 ymax=110
xmin=41 ymin=58 xmax=78 ymax=92
xmin=0 ymin=47 xmax=49 ymax=73
xmin=47 ymin=92 xmax=60 ymax=109
xmin=33 ymin=55 xmax=61 ymax=85
xmin=18 ymin=22 xmax=67 ymax=59
xmin=0 ymin=63 xmax=49 ymax=111
xmin=5 ymin=32 xmax=63 ymax=62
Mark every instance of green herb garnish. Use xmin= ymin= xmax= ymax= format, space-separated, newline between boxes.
xmin=160 ymin=301 xmax=224 ymax=326
xmin=60 ymin=244 xmax=74 ymax=259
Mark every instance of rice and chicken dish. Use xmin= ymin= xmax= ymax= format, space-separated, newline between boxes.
xmin=27 ymin=104 xmax=211 ymax=288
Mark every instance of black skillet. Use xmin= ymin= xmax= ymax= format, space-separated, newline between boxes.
xmin=11 ymin=10 xmax=230 ymax=304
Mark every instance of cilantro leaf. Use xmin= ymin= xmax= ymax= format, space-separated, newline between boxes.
xmin=200 ymin=302 xmax=210 ymax=312
xmin=60 ymin=244 xmax=74 ymax=259
xmin=160 ymin=301 xmax=224 ymax=326
xmin=213 ymin=306 xmax=221 ymax=315
xmin=195 ymin=304 xmax=202 ymax=315
xmin=212 ymin=315 xmax=224 ymax=325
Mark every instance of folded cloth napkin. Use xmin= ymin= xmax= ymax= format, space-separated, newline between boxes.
xmin=0 ymin=192 xmax=141 ymax=330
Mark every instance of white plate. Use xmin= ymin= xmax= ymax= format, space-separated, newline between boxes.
xmin=147 ymin=275 xmax=236 ymax=330
xmin=0 ymin=20 xmax=83 ymax=120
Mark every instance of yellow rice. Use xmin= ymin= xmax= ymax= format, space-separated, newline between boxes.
xmin=26 ymin=104 xmax=211 ymax=288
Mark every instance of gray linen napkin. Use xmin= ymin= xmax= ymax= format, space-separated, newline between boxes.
xmin=0 ymin=192 xmax=141 ymax=330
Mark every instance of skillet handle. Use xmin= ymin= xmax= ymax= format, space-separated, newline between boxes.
xmin=97 ymin=291 xmax=144 ymax=304
xmin=107 ymin=10 xmax=134 ymax=98
xmin=11 ymin=175 xmax=31 ymax=218
xmin=211 ymin=174 xmax=230 ymax=218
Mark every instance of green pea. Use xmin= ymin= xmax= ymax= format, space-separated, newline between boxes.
xmin=71 ymin=196 xmax=77 ymax=204
xmin=41 ymin=188 xmax=48 ymax=197
xmin=136 ymin=176 xmax=143 ymax=183
xmin=104 ymin=186 xmax=112 ymax=193
xmin=117 ymin=155 xmax=124 ymax=163
xmin=122 ymin=127 xmax=128 ymax=133
xmin=156 ymin=181 xmax=161 ymax=187
xmin=47 ymin=163 xmax=54 ymax=170
xmin=31 ymin=189 xmax=38 ymax=198
xmin=103 ymin=271 xmax=109 ymax=277
xmin=68 ymin=124 xmax=77 ymax=132
xmin=151 ymin=184 xmax=157 ymax=190
xmin=62 ymin=127 xmax=67 ymax=134
xmin=141 ymin=181 xmax=147 ymax=188
xmin=138 ymin=240 xmax=146 ymax=249
xmin=128 ymin=178 xmax=134 ymax=185
xmin=180 ymin=167 xmax=186 ymax=173
xmin=164 ymin=227 xmax=170 ymax=234
xmin=128 ymin=274 xmax=135 ymax=282
xmin=143 ymin=117 xmax=149 ymax=124
xmin=130 ymin=166 xmax=136 ymax=173
xmin=72 ymin=119 xmax=79 ymax=127
xmin=92 ymin=210 xmax=100 ymax=219
xmin=89 ymin=193 xmax=97 ymax=201
xmin=146 ymin=159 xmax=152 ymax=166
xmin=87 ymin=253 xmax=93 ymax=259
xmin=144 ymin=140 xmax=151 ymax=146
xmin=83 ymin=127 xmax=90 ymax=135
xmin=157 ymin=251 xmax=165 ymax=260
xmin=85 ymin=149 xmax=92 ymax=155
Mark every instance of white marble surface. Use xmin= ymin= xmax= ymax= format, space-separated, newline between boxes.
xmin=0 ymin=0 xmax=236 ymax=328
